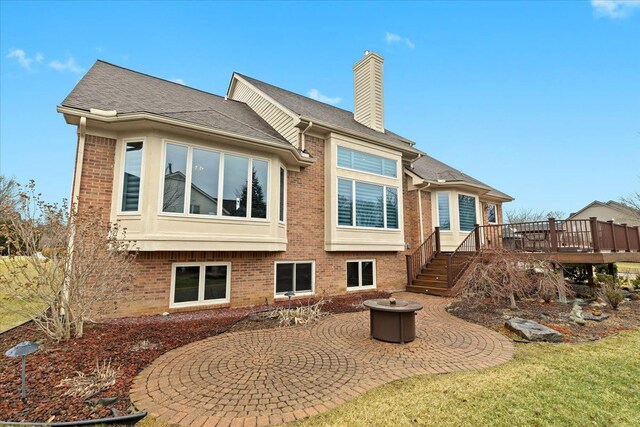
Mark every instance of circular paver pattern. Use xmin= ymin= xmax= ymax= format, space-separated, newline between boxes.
xmin=131 ymin=293 xmax=514 ymax=427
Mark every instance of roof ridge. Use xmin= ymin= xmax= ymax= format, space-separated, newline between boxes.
xmin=94 ymin=60 xmax=248 ymax=106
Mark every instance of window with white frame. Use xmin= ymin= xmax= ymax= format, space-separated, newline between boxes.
xmin=458 ymin=194 xmax=477 ymax=232
xmin=437 ymin=192 xmax=451 ymax=231
xmin=337 ymin=178 xmax=398 ymax=229
xmin=486 ymin=203 xmax=497 ymax=224
xmin=275 ymin=261 xmax=314 ymax=295
xmin=162 ymin=142 xmax=269 ymax=219
xmin=337 ymin=146 xmax=397 ymax=177
xmin=346 ymin=260 xmax=376 ymax=289
xmin=121 ymin=141 xmax=143 ymax=212
xmin=171 ymin=263 xmax=230 ymax=307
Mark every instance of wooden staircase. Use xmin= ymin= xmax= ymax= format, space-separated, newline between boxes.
xmin=405 ymin=226 xmax=481 ymax=296
xmin=406 ymin=252 xmax=451 ymax=296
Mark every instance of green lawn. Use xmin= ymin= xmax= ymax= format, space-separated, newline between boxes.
xmin=0 ymin=256 xmax=40 ymax=331
xmin=293 ymin=330 xmax=640 ymax=427
xmin=617 ymin=262 xmax=640 ymax=275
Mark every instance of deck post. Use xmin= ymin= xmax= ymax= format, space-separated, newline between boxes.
xmin=435 ymin=227 xmax=441 ymax=253
xmin=548 ymin=217 xmax=558 ymax=252
xmin=474 ymin=224 xmax=481 ymax=252
xmin=622 ymin=224 xmax=631 ymax=252
xmin=636 ymin=226 xmax=640 ymax=252
xmin=405 ymin=255 xmax=412 ymax=286
xmin=608 ymin=220 xmax=617 ymax=252
xmin=590 ymin=217 xmax=600 ymax=252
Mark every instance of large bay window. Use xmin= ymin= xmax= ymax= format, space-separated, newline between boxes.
xmin=171 ymin=262 xmax=230 ymax=307
xmin=162 ymin=142 xmax=269 ymax=219
xmin=458 ymin=194 xmax=477 ymax=232
xmin=121 ymin=141 xmax=143 ymax=212
xmin=337 ymin=179 xmax=398 ymax=229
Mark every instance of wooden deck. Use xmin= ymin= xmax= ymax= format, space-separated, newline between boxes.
xmin=406 ymin=217 xmax=640 ymax=295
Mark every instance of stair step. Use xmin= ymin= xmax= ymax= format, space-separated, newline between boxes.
xmin=406 ymin=285 xmax=451 ymax=296
xmin=412 ymin=279 xmax=449 ymax=288
xmin=417 ymin=274 xmax=448 ymax=282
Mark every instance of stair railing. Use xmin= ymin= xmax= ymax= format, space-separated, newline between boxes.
xmin=406 ymin=228 xmax=440 ymax=286
xmin=447 ymin=224 xmax=481 ymax=287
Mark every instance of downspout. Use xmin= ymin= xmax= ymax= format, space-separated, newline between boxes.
xmin=417 ymin=182 xmax=431 ymax=243
xmin=70 ymin=116 xmax=87 ymax=207
xmin=299 ymin=121 xmax=313 ymax=152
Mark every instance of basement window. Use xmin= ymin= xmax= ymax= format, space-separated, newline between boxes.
xmin=275 ymin=261 xmax=314 ymax=296
xmin=171 ymin=263 xmax=230 ymax=307
xmin=346 ymin=260 xmax=376 ymax=290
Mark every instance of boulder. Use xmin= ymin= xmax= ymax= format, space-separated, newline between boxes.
xmin=583 ymin=313 xmax=610 ymax=322
xmin=569 ymin=303 xmax=586 ymax=326
xmin=505 ymin=318 xmax=563 ymax=343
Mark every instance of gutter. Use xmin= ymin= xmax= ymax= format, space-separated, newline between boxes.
xmin=299 ymin=121 xmax=313 ymax=152
xmin=56 ymin=106 xmax=316 ymax=167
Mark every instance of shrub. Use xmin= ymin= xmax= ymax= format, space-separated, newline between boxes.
xmin=631 ymin=275 xmax=640 ymax=290
xmin=271 ymin=300 xmax=326 ymax=326
xmin=599 ymin=280 xmax=624 ymax=309
xmin=57 ymin=360 xmax=119 ymax=398
xmin=451 ymin=249 xmax=572 ymax=309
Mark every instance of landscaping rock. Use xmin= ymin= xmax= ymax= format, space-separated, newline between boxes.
xmin=583 ymin=313 xmax=610 ymax=322
xmin=505 ymin=318 xmax=563 ymax=343
xmin=569 ymin=303 xmax=586 ymax=325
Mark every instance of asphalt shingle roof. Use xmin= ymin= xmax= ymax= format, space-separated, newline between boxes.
xmin=61 ymin=61 xmax=290 ymax=145
xmin=411 ymin=154 xmax=513 ymax=200
xmin=235 ymin=73 xmax=419 ymax=152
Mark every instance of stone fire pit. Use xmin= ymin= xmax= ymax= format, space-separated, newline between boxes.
xmin=364 ymin=298 xmax=423 ymax=344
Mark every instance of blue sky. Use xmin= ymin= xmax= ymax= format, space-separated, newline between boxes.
xmin=1 ymin=0 xmax=639 ymax=216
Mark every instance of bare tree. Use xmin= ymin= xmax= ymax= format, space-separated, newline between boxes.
xmin=505 ymin=208 xmax=566 ymax=223
xmin=0 ymin=174 xmax=19 ymax=214
xmin=620 ymin=181 xmax=640 ymax=220
xmin=451 ymin=249 xmax=571 ymax=309
xmin=0 ymin=181 xmax=138 ymax=340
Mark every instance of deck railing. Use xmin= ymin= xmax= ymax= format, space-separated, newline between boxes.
xmin=405 ymin=228 xmax=440 ymax=286
xmin=479 ymin=217 xmax=640 ymax=254
xmin=446 ymin=225 xmax=480 ymax=287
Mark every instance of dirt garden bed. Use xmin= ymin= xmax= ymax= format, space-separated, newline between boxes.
xmin=448 ymin=297 xmax=640 ymax=343
xmin=0 ymin=291 xmax=389 ymax=423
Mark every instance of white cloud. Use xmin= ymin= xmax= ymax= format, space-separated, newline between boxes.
xmin=385 ymin=32 xmax=415 ymax=49
xmin=591 ymin=0 xmax=640 ymax=18
xmin=48 ymin=56 xmax=84 ymax=73
xmin=307 ymin=89 xmax=342 ymax=105
xmin=6 ymin=49 xmax=43 ymax=70
xmin=172 ymin=78 xmax=186 ymax=85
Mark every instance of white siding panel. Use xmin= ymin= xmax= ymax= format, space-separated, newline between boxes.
xmin=231 ymin=80 xmax=299 ymax=147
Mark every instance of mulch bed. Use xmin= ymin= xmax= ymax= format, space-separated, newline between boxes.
xmin=0 ymin=291 xmax=389 ymax=423
xmin=448 ymin=297 xmax=640 ymax=343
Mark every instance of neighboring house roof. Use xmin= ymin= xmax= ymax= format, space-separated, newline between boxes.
xmin=569 ymin=200 xmax=639 ymax=222
xmin=232 ymin=73 xmax=420 ymax=152
xmin=410 ymin=154 xmax=513 ymax=201
xmin=61 ymin=61 xmax=290 ymax=146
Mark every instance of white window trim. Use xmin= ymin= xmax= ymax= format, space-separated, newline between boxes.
xmin=336 ymin=146 xmax=398 ymax=179
xmin=117 ymin=137 xmax=146 ymax=216
xmin=457 ymin=192 xmax=479 ymax=233
xmin=436 ymin=191 xmax=452 ymax=233
xmin=158 ymin=139 xmax=271 ymax=222
xmin=487 ymin=203 xmax=498 ymax=224
xmin=273 ymin=260 xmax=316 ymax=298
xmin=336 ymin=178 xmax=400 ymax=231
xmin=346 ymin=259 xmax=377 ymax=291
xmin=170 ymin=262 xmax=231 ymax=308
xmin=279 ymin=166 xmax=287 ymax=224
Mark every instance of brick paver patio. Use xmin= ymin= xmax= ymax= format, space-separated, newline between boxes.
xmin=131 ymin=293 xmax=514 ymax=426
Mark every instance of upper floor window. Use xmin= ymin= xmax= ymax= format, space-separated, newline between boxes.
xmin=121 ymin=141 xmax=143 ymax=212
xmin=458 ymin=194 xmax=477 ymax=232
xmin=337 ymin=178 xmax=399 ymax=229
xmin=486 ymin=203 xmax=497 ymax=224
xmin=437 ymin=192 xmax=451 ymax=231
xmin=279 ymin=167 xmax=286 ymax=223
xmin=162 ymin=142 xmax=269 ymax=219
xmin=337 ymin=146 xmax=397 ymax=178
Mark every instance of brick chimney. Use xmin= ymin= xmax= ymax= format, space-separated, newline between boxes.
xmin=353 ymin=51 xmax=384 ymax=133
